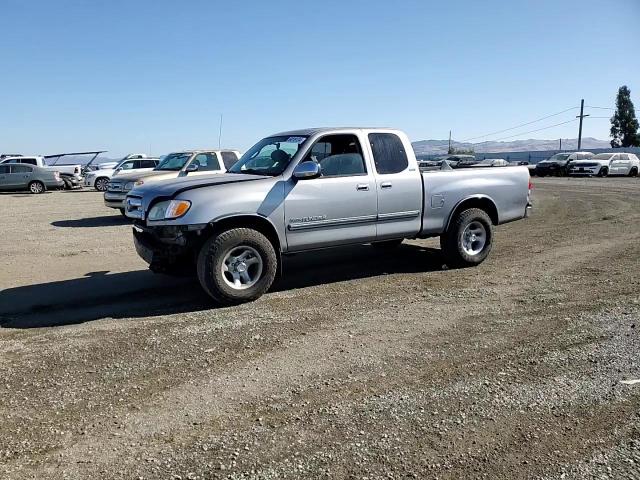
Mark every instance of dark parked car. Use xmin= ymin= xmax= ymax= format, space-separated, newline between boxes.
xmin=0 ymin=164 xmax=64 ymax=193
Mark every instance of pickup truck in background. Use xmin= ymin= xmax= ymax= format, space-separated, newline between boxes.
xmin=0 ymin=156 xmax=82 ymax=189
xmin=104 ymin=150 xmax=238 ymax=214
xmin=125 ymin=128 xmax=531 ymax=305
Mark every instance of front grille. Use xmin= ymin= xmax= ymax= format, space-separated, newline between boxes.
xmin=108 ymin=182 xmax=123 ymax=192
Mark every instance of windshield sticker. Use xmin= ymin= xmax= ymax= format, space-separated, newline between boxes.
xmin=285 ymin=136 xmax=306 ymax=144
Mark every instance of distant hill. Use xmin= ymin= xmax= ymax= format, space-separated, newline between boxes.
xmin=411 ymin=137 xmax=610 ymax=155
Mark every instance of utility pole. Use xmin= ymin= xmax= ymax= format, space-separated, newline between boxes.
xmin=576 ymin=99 xmax=589 ymax=150
xmin=448 ymin=130 xmax=452 ymax=154
xmin=559 ymin=138 xmax=562 ymax=151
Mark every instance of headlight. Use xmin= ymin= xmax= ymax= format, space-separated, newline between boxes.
xmin=124 ymin=182 xmax=135 ymax=191
xmin=147 ymin=200 xmax=191 ymax=221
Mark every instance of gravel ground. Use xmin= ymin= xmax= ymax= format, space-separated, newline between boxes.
xmin=1 ymin=177 xmax=639 ymax=479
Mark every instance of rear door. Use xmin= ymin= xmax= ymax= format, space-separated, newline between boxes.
xmin=8 ymin=164 xmax=33 ymax=188
xmin=367 ymin=132 xmax=423 ymax=240
xmin=284 ymin=133 xmax=377 ymax=251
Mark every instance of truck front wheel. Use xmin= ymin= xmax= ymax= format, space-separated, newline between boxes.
xmin=440 ymin=208 xmax=493 ymax=268
xmin=197 ymin=228 xmax=278 ymax=305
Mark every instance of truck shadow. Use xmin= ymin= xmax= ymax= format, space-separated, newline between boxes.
xmin=52 ymin=215 xmax=131 ymax=228
xmin=0 ymin=244 xmax=443 ymax=329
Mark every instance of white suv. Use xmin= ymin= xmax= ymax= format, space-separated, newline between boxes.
xmin=609 ymin=153 xmax=639 ymax=176
xmin=84 ymin=157 xmax=160 ymax=191
xmin=569 ymin=152 xmax=628 ymax=177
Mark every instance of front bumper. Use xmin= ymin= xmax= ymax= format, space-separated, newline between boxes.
xmin=132 ymin=223 xmax=196 ymax=272
xmin=535 ymin=165 xmax=564 ymax=175
xmin=104 ymin=191 xmax=127 ymax=209
xmin=569 ymin=167 xmax=599 ymax=176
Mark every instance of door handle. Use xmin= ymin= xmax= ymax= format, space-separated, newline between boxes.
xmin=380 ymin=182 xmax=392 ymax=189
xmin=356 ymin=184 xmax=369 ymax=191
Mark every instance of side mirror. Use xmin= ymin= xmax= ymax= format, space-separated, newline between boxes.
xmin=185 ymin=163 xmax=199 ymax=173
xmin=293 ymin=161 xmax=321 ymax=180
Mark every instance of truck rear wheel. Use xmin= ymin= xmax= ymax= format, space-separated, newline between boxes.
xmin=197 ymin=227 xmax=277 ymax=305
xmin=440 ymin=208 xmax=493 ymax=268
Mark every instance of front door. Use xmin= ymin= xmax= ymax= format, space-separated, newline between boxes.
xmin=0 ymin=165 xmax=9 ymax=189
xmin=285 ymin=133 xmax=377 ymax=251
xmin=183 ymin=153 xmax=224 ymax=177
xmin=367 ymin=132 xmax=423 ymax=240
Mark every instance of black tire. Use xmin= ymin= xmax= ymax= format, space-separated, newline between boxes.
xmin=119 ymin=208 xmax=126 ymax=217
xmin=372 ymin=239 xmax=404 ymax=249
xmin=440 ymin=208 xmax=493 ymax=268
xmin=28 ymin=181 xmax=45 ymax=194
xmin=597 ymin=167 xmax=608 ymax=177
xmin=629 ymin=167 xmax=638 ymax=177
xmin=61 ymin=177 xmax=72 ymax=190
xmin=197 ymin=228 xmax=277 ymax=305
xmin=95 ymin=177 xmax=110 ymax=191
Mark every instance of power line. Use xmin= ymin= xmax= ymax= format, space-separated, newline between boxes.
xmin=585 ymin=105 xmax=615 ymax=110
xmin=460 ymin=106 xmax=579 ymax=142
xmin=491 ymin=118 xmax=578 ymax=142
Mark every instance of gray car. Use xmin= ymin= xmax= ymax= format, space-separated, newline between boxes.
xmin=0 ymin=164 xmax=64 ymax=193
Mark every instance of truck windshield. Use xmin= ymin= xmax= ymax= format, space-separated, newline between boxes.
xmin=228 ymin=135 xmax=308 ymax=176
xmin=155 ymin=153 xmax=191 ymax=171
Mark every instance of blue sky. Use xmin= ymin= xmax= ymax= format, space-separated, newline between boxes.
xmin=1 ymin=0 xmax=638 ymax=156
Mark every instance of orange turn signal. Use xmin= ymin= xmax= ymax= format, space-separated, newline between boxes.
xmin=165 ymin=200 xmax=191 ymax=219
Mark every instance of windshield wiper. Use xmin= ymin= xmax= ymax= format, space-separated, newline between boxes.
xmin=232 ymin=168 xmax=270 ymax=176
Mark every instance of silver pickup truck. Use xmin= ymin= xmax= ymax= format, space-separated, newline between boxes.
xmin=125 ymin=128 xmax=531 ymax=305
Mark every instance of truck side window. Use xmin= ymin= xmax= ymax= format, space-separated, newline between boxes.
xmin=369 ymin=133 xmax=409 ymax=174
xmin=194 ymin=153 xmax=221 ymax=171
xmin=221 ymin=151 xmax=239 ymax=169
xmin=303 ymin=134 xmax=366 ymax=177
xmin=20 ymin=158 xmax=37 ymax=165
xmin=139 ymin=160 xmax=156 ymax=168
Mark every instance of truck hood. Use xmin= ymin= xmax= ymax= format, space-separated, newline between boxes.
xmin=112 ymin=169 xmax=179 ymax=183
xmin=129 ymin=173 xmax=269 ymax=199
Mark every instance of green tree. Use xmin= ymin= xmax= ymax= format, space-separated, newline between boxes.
xmin=610 ymin=85 xmax=640 ymax=147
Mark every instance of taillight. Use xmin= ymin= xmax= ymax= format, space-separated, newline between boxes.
xmin=528 ymin=180 xmax=533 ymax=190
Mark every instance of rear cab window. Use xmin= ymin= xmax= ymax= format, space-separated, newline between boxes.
xmin=221 ymin=151 xmax=239 ymax=170
xmin=368 ymin=133 xmax=409 ymax=174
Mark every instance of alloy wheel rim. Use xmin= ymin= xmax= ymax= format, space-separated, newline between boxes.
xmin=30 ymin=182 xmax=42 ymax=193
xmin=96 ymin=178 xmax=108 ymax=191
xmin=461 ymin=221 xmax=486 ymax=256
xmin=221 ymin=246 xmax=263 ymax=290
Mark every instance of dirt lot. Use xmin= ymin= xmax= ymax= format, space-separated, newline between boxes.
xmin=1 ymin=177 xmax=639 ymax=479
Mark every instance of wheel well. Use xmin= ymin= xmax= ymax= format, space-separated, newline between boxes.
xmin=204 ymin=215 xmax=282 ymax=278
xmin=206 ymin=215 xmax=281 ymax=252
xmin=447 ymin=197 xmax=499 ymax=229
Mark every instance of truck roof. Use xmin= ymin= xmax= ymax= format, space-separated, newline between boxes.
xmin=273 ymin=127 xmax=398 ymax=136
